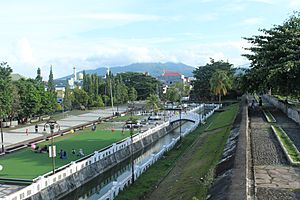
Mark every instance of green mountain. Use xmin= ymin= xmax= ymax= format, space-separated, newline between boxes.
xmin=57 ymin=62 xmax=195 ymax=80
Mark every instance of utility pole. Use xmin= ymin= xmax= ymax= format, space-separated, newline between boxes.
xmin=107 ymin=67 xmax=114 ymax=116
xmin=44 ymin=119 xmax=60 ymax=174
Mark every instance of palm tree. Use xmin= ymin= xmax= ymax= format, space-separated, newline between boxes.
xmin=210 ymin=70 xmax=232 ymax=103
xmin=146 ymin=94 xmax=161 ymax=115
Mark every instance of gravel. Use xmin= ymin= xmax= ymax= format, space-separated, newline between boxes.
xmin=250 ymin=109 xmax=288 ymax=165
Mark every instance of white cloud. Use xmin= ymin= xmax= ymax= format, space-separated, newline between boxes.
xmin=248 ymin=0 xmax=274 ymax=4
xmin=18 ymin=38 xmax=36 ymax=64
xmin=288 ymin=0 xmax=300 ymax=7
xmin=241 ymin=17 xmax=264 ymax=25
xmin=77 ymin=13 xmax=161 ymax=22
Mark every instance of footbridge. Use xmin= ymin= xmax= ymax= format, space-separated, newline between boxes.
xmin=169 ymin=103 xmax=222 ymax=125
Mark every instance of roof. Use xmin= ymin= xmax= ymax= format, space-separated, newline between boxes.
xmin=163 ymin=71 xmax=181 ymax=77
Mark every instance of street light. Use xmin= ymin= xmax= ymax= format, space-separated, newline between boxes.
xmin=44 ymin=118 xmax=60 ymax=175
xmin=122 ymin=103 xmax=138 ymax=184
xmin=0 ymin=118 xmax=4 ymax=153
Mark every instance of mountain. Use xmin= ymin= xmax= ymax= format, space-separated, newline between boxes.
xmin=57 ymin=62 xmax=195 ymax=80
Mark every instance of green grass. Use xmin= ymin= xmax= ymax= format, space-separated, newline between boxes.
xmin=272 ymin=125 xmax=300 ymax=162
xmin=205 ymin=103 xmax=239 ymax=131
xmin=0 ymin=125 xmax=131 ymax=179
xmin=263 ymin=110 xmax=276 ymax=123
xmin=116 ymin=103 xmax=239 ymax=200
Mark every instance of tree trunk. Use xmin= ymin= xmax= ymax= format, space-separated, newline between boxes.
xmin=219 ymin=93 xmax=221 ymax=104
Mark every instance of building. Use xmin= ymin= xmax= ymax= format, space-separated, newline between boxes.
xmin=159 ymin=71 xmax=184 ymax=86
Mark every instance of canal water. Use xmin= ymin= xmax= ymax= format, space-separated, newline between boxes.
xmin=61 ymin=121 xmax=195 ymax=200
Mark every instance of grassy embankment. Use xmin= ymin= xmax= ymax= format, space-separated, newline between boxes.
xmin=116 ymin=103 xmax=239 ymax=200
xmin=272 ymin=125 xmax=300 ymax=162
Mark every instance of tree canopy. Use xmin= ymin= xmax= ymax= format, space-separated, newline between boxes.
xmin=242 ymin=12 xmax=300 ymax=97
xmin=191 ymin=59 xmax=234 ymax=101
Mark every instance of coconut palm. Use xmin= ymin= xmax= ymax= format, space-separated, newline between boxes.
xmin=210 ymin=70 xmax=232 ymax=103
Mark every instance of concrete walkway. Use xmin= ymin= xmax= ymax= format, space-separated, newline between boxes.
xmin=2 ymin=106 xmax=127 ymax=147
xmin=249 ymin=96 xmax=300 ymax=200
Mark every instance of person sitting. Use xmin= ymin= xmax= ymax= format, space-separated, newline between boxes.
xmin=59 ymin=149 xmax=63 ymax=159
xmin=62 ymin=151 xmax=67 ymax=159
xmin=77 ymin=149 xmax=85 ymax=157
xmin=39 ymin=145 xmax=48 ymax=153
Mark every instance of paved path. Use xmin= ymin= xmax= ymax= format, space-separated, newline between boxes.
xmin=2 ymin=106 xmax=127 ymax=147
xmin=249 ymin=96 xmax=300 ymax=200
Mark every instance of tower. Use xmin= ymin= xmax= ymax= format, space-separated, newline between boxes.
xmin=73 ymin=66 xmax=77 ymax=81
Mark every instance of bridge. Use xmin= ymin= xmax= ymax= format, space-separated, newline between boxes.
xmin=169 ymin=112 xmax=201 ymax=124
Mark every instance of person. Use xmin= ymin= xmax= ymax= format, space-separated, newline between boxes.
xmin=59 ymin=149 xmax=63 ymax=159
xmin=40 ymin=145 xmax=48 ymax=153
xmin=77 ymin=149 xmax=84 ymax=157
xmin=92 ymin=123 xmax=96 ymax=131
xmin=259 ymin=97 xmax=262 ymax=107
xmin=35 ymin=124 xmax=38 ymax=133
xmin=62 ymin=151 xmax=67 ymax=159
xmin=72 ymin=149 xmax=76 ymax=155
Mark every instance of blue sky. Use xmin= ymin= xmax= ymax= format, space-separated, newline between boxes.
xmin=0 ymin=0 xmax=299 ymax=78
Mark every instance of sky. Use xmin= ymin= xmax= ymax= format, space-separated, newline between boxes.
xmin=0 ymin=0 xmax=299 ymax=79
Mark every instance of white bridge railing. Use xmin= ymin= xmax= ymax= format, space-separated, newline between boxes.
xmin=2 ymin=104 xmax=221 ymax=200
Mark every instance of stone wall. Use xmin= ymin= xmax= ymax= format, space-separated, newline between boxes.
xmin=206 ymin=99 xmax=248 ymax=200
xmin=28 ymin=123 xmax=179 ymax=200
xmin=263 ymin=95 xmax=300 ymax=125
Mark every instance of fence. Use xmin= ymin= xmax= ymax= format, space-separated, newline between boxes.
xmin=2 ymin=104 xmax=218 ymax=200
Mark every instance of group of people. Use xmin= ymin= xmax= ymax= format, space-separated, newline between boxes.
xmin=59 ymin=149 xmax=68 ymax=159
xmin=32 ymin=144 xmax=48 ymax=153
xmin=72 ymin=148 xmax=85 ymax=157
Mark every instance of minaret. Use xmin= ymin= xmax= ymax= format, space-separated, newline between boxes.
xmin=73 ymin=66 xmax=77 ymax=81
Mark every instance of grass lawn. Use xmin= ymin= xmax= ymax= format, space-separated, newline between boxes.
xmin=0 ymin=126 xmax=131 ymax=180
xmin=205 ymin=103 xmax=239 ymax=131
xmin=116 ymin=103 xmax=239 ymax=200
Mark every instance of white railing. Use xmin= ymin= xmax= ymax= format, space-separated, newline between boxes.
xmin=3 ymin=104 xmax=221 ymax=200
xmin=99 ymin=103 xmax=221 ymax=200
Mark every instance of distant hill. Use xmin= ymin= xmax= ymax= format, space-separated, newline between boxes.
xmin=57 ymin=62 xmax=195 ymax=80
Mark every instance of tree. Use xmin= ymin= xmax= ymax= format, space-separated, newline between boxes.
xmin=0 ymin=62 xmax=13 ymax=120
xmin=8 ymin=83 xmax=20 ymax=124
xmin=166 ymin=87 xmax=180 ymax=103
xmin=117 ymin=72 xmax=161 ymax=100
xmin=16 ymin=79 xmax=41 ymax=119
xmin=36 ymin=67 xmax=43 ymax=83
xmin=48 ymin=65 xmax=55 ymax=92
xmin=242 ymin=12 xmax=300 ymax=97
xmin=73 ymin=87 xmax=89 ymax=109
xmin=63 ymin=83 xmax=73 ymax=110
xmin=210 ymin=70 xmax=232 ymax=103
xmin=128 ymin=87 xmax=138 ymax=102
xmin=146 ymin=94 xmax=161 ymax=115
xmin=192 ymin=59 xmax=234 ymax=101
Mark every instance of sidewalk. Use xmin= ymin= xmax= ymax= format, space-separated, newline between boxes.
xmin=249 ymin=95 xmax=300 ymax=200
xmin=2 ymin=106 xmax=127 ymax=148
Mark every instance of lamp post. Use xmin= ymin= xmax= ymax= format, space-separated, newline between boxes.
xmin=0 ymin=118 xmax=4 ymax=153
xmin=44 ymin=118 xmax=60 ymax=175
xmin=123 ymin=103 xmax=137 ymax=184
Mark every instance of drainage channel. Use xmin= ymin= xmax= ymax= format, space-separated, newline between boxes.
xmin=61 ymin=121 xmax=195 ymax=200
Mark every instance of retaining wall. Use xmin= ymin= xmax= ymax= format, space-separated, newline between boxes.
xmin=263 ymin=95 xmax=300 ymax=125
